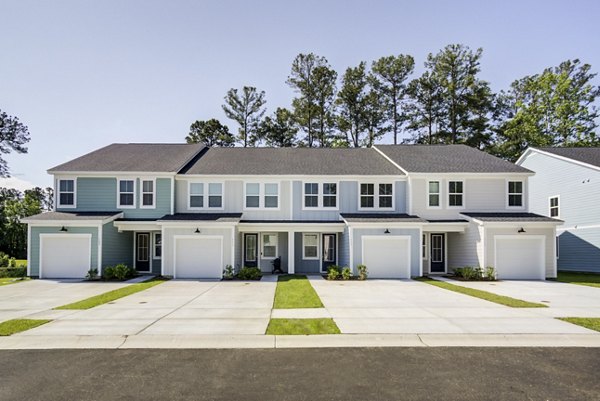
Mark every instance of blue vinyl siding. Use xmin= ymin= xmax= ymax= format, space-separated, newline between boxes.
xmin=56 ymin=177 xmax=172 ymax=219
xmin=101 ymin=222 xmax=133 ymax=269
xmin=558 ymin=230 xmax=600 ymax=273
xmin=294 ymin=232 xmax=320 ymax=273
xmin=29 ymin=226 xmax=98 ymax=277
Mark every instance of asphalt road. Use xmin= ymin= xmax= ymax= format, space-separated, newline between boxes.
xmin=1 ymin=348 xmax=599 ymax=401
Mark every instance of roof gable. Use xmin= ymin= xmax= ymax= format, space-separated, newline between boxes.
xmin=519 ymin=147 xmax=600 ymax=172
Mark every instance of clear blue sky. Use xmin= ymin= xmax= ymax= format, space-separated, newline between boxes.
xmin=1 ymin=0 xmax=598 ymax=188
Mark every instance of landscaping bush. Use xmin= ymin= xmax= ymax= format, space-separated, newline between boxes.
xmin=326 ymin=265 xmax=341 ymax=280
xmin=357 ymin=264 xmax=368 ymax=280
xmin=0 ymin=267 xmax=27 ymax=278
xmin=453 ymin=266 xmax=496 ymax=281
xmin=85 ymin=268 xmax=99 ymax=280
xmin=102 ymin=266 xmax=116 ymax=280
xmin=0 ymin=252 xmax=14 ymax=268
xmin=453 ymin=267 xmax=464 ymax=278
xmin=484 ymin=266 xmax=496 ymax=281
xmin=114 ymin=264 xmax=135 ymax=280
xmin=341 ymin=267 xmax=352 ymax=280
xmin=223 ymin=265 xmax=234 ymax=280
xmin=462 ymin=266 xmax=479 ymax=280
xmin=237 ymin=266 xmax=262 ymax=280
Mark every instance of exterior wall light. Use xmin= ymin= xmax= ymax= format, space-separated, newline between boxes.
xmin=60 ymin=226 xmax=68 ymax=232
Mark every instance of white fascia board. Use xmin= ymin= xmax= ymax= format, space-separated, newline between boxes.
xmin=48 ymin=171 xmax=176 ymax=178
xmin=237 ymin=223 xmax=345 ymax=233
xmin=478 ymin=221 xmax=563 ymax=228
xmin=343 ymin=221 xmax=425 ymax=228
xmin=517 ymin=147 xmax=600 ymax=173
xmin=408 ymin=172 xmax=534 ymax=178
xmin=25 ymin=221 xmax=103 ymax=227
xmin=422 ymin=222 xmax=468 ymax=232
xmin=176 ymin=174 xmax=407 ymax=181
xmin=158 ymin=221 xmax=239 ymax=228
xmin=113 ymin=222 xmax=162 ymax=232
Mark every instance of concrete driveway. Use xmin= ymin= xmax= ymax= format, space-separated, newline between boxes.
xmin=309 ymin=277 xmax=594 ymax=334
xmin=0 ymin=279 xmax=135 ymax=323
xmin=19 ymin=278 xmax=277 ymax=336
xmin=432 ymin=278 xmax=600 ymax=318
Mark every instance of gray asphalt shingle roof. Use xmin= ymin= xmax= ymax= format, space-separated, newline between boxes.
xmin=376 ymin=144 xmax=532 ymax=173
xmin=181 ymin=147 xmax=403 ymax=176
xmin=536 ymin=147 xmax=600 ymax=168
xmin=461 ymin=212 xmax=561 ymax=223
xmin=21 ymin=211 xmax=122 ymax=222
xmin=48 ymin=143 xmax=205 ymax=173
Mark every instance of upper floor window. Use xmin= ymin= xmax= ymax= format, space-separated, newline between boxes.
xmin=303 ymin=182 xmax=337 ymax=209
xmin=448 ymin=181 xmax=463 ymax=207
xmin=245 ymin=183 xmax=279 ymax=209
xmin=58 ymin=179 xmax=75 ymax=207
xmin=549 ymin=196 xmax=559 ymax=218
xmin=141 ymin=180 xmax=155 ymax=208
xmin=189 ymin=182 xmax=223 ymax=209
xmin=118 ymin=179 xmax=135 ymax=208
xmin=428 ymin=181 xmax=440 ymax=208
xmin=360 ymin=183 xmax=393 ymax=209
xmin=508 ymin=181 xmax=523 ymax=207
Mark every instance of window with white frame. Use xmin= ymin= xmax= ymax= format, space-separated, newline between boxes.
xmin=189 ymin=182 xmax=223 ymax=209
xmin=549 ymin=196 xmax=559 ymax=218
xmin=208 ymin=183 xmax=223 ymax=208
xmin=303 ymin=233 xmax=319 ymax=259
xmin=428 ymin=181 xmax=440 ymax=207
xmin=304 ymin=182 xmax=337 ymax=208
xmin=422 ymin=234 xmax=428 ymax=259
xmin=118 ymin=179 xmax=135 ymax=207
xmin=141 ymin=180 xmax=154 ymax=208
xmin=262 ymin=233 xmax=278 ymax=259
xmin=153 ymin=233 xmax=162 ymax=259
xmin=189 ymin=183 xmax=204 ymax=208
xmin=58 ymin=179 xmax=75 ymax=207
xmin=360 ymin=183 xmax=393 ymax=209
xmin=245 ymin=183 xmax=279 ymax=209
xmin=448 ymin=181 xmax=463 ymax=207
xmin=508 ymin=181 xmax=523 ymax=207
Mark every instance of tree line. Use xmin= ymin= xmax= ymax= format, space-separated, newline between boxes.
xmin=186 ymin=44 xmax=600 ymax=161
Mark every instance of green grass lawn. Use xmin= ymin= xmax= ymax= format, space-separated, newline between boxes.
xmin=54 ymin=277 xmax=167 ymax=310
xmin=14 ymin=259 xmax=27 ymax=267
xmin=0 ymin=277 xmax=29 ymax=287
xmin=266 ymin=318 xmax=340 ymax=335
xmin=416 ymin=277 xmax=547 ymax=308
xmin=0 ymin=319 xmax=51 ymax=336
xmin=556 ymin=272 xmax=600 ymax=289
xmin=558 ymin=317 xmax=600 ymax=332
xmin=273 ymin=275 xmax=323 ymax=309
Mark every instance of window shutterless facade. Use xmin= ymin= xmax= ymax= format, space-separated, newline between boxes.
xmin=359 ymin=182 xmax=393 ymax=210
xmin=153 ymin=233 xmax=162 ymax=259
xmin=261 ymin=233 xmax=278 ymax=259
xmin=448 ymin=181 xmax=463 ymax=207
xmin=245 ymin=182 xmax=279 ymax=209
xmin=303 ymin=233 xmax=319 ymax=260
xmin=428 ymin=181 xmax=440 ymax=208
xmin=549 ymin=196 xmax=559 ymax=218
xmin=507 ymin=181 xmax=523 ymax=207
xmin=188 ymin=182 xmax=223 ymax=210
xmin=141 ymin=179 xmax=155 ymax=208
xmin=303 ymin=182 xmax=338 ymax=209
xmin=118 ymin=179 xmax=135 ymax=208
xmin=57 ymin=179 xmax=75 ymax=207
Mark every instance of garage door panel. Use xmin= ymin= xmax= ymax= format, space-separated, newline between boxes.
xmin=362 ymin=236 xmax=411 ymax=279
xmin=495 ymin=236 xmax=545 ymax=280
xmin=175 ymin=237 xmax=223 ymax=279
xmin=41 ymin=235 xmax=91 ymax=279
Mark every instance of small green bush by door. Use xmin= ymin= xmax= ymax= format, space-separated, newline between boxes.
xmin=0 ymin=266 xmax=27 ymax=278
xmin=341 ymin=267 xmax=352 ymax=280
xmin=327 ymin=265 xmax=340 ymax=280
xmin=237 ymin=266 xmax=262 ymax=280
xmin=357 ymin=264 xmax=368 ymax=280
xmin=223 ymin=265 xmax=234 ymax=280
xmin=102 ymin=264 xmax=136 ymax=281
xmin=453 ymin=266 xmax=496 ymax=281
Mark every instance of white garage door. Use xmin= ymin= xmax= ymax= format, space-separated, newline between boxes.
xmin=362 ymin=236 xmax=411 ymax=279
xmin=495 ymin=236 xmax=545 ymax=280
xmin=40 ymin=234 xmax=92 ymax=279
xmin=174 ymin=236 xmax=223 ymax=279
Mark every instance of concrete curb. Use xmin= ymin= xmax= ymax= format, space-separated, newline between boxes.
xmin=1 ymin=333 xmax=599 ymax=349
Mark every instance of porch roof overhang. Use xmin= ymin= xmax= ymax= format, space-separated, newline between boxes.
xmin=21 ymin=211 xmax=123 ymax=227
xmin=341 ymin=213 xmax=426 ymax=228
xmin=423 ymin=219 xmax=469 ymax=233
xmin=461 ymin=212 xmax=563 ymax=227
xmin=237 ymin=220 xmax=346 ymax=232
xmin=113 ymin=219 xmax=161 ymax=232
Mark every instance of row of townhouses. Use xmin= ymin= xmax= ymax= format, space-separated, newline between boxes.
xmin=23 ymin=143 xmax=564 ymax=280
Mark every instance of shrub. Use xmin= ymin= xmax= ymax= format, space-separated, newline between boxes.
xmin=484 ymin=266 xmax=496 ymax=281
xmin=237 ymin=266 xmax=262 ymax=280
xmin=85 ymin=268 xmax=98 ymax=280
xmin=0 ymin=252 xmax=10 ymax=268
xmin=327 ymin=265 xmax=341 ymax=280
xmin=223 ymin=265 xmax=234 ymax=280
xmin=453 ymin=267 xmax=464 ymax=278
xmin=462 ymin=266 xmax=479 ymax=280
xmin=357 ymin=264 xmax=368 ymax=280
xmin=0 ymin=267 xmax=27 ymax=278
xmin=114 ymin=263 xmax=135 ymax=280
xmin=102 ymin=266 xmax=116 ymax=280
xmin=341 ymin=267 xmax=352 ymax=280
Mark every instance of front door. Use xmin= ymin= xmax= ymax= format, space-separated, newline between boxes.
xmin=136 ymin=232 xmax=150 ymax=272
xmin=322 ymin=233 xmax=337 ymax=272
xmin=430 ymin=233 xmax=445 ymax=273
xmin=244 ymin=233 xmax=258 ymax=267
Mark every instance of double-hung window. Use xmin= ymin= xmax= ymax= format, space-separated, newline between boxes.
xmin=58 ymin=179 xmax=75 ymax=207
xmin=262 ymin=233 xmax=278 ymax=259
xmin=118 ymin=179 xmax=135 ymax=208
xmin=360 ymin=183 xmax=393 ymax=209
xmin=245 ymin=183 xmax=279 ymax=209
xmin=141 ymin=180 xmax=154 ymax=208
xmin=448 ymin=181 xmax=463 ymax=207
xmin=428 ymin=181 xmax=440 ymax=207
xmin=549 ymin=196 xmax=559 ymax=218
xmin=189 ymin=182 xmax=223 ymax=209
xmin=303 ymin=233 xmax=319 ymax=259
xmin=507 ymin=181 xmax=523 ymax=207
xmin=153 ymin=233 xmax=162 ymax=259
xmin=304 ymin=182 xmax=337 ymax=208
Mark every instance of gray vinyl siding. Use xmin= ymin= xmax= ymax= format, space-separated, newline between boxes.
xmin=447 ymin=223 xmax=483 ymax=272
xmin=57 ymin=177 xmax=172 ymax=219
xmin=338 ymin=227 xmax=350 ymax=267
xmin=352 ymin=227 xmax=421 ymax=277
xmin=521 ymin=152 xmax=600 ymax=272
xmin=294 ymin=232 xmax=320 ymax=273
xmin=257 ymin=232 xmax=288 ymax=273
xmin=29 ymin=226 xmax=98 ymax=277
xmin=101 ymin=223 xmax=133 ymax=269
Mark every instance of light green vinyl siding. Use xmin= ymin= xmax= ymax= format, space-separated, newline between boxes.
xmin=102 ymin=222 xmax=133 ymax=269
xmin=29 ymin=226 xmax=98 ymax=277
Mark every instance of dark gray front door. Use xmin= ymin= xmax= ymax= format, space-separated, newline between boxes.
xmin=136 ymin=232 xmax=150 ymax=272
xmin=244 ymin=233 xmax=258 ymax=267
xmin=430 ymin=233 xmax=445 ymax=273
xmin=322 ymin=233 xmax=337 ymax=272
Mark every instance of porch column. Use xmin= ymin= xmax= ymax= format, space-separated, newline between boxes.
xmin=288 ymin=231 xmax=295 ymax=274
